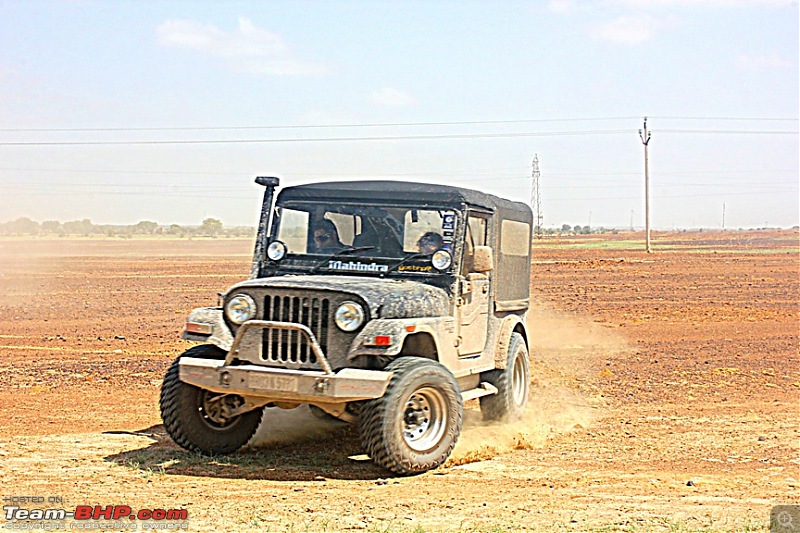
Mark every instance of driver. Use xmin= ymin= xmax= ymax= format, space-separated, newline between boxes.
xmin=417 ymin=231 xmax=444 ymax=255
xmin=312 ymin=220 xmax=344 ymax=253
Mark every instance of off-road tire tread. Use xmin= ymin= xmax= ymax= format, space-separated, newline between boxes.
xmin=359 ymin=357 xmax=462 ymax=475
xmin=159 ymin=345 xmax=263 ymax=455
xmin=480 ymin=333 xmax=529 ymax=422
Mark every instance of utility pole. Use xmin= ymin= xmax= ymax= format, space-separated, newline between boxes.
xmin=530 ymin=154 xmax=542 ymax=239
xmin=639 ymin=117 xmax=652 ymax=253
xmin=722 ymin=202 xmax=726 ymax=230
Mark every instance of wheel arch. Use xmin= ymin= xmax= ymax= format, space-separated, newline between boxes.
xmin=493 ymin=315 xmax=528 ymax=370
xmin=398 ymin=332 xmax=439 ymax=362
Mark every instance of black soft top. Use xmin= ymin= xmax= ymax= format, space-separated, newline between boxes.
xmin=277 ymin=180 xmax=530 ymax=216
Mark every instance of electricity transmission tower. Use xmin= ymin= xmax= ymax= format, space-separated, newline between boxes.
xmin=530 ymin=154 xmax=542 ymax=239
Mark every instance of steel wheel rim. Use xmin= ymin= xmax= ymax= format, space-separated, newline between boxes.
xmin=402 ymin=387 xmax=448 ymax=452
xmin=198 ymin=390 xmax=243 ymax=430
xmin=511 ymin=349 xmax=528 ymax=407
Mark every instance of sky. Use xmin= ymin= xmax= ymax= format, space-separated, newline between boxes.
xmin=0 ymin=0 xmax=797 ymax=230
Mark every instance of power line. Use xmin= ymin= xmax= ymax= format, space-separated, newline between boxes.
xmin=1 ymin=128 xmax=794 ymax=147
xmin=660 ymin=129 xmax=798 ymax=135
xmin=1 ymin=128 xmax=795 ymax=147
xmin=0 ymin=129 xmax=633 ymax=146
xmin=3 ymin=164 xmax=794 ymax=185
xmin=1 ymin=115 xmax=795 ymax=133
xmin=649 ymin=116 xmax=798 ymax=122
xmin=0 ymin=117 xmax=642 ymax=133
xmin=1 ymin=166 xmax=795 ymax=178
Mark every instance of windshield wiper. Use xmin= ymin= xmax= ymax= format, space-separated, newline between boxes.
xmin=309 ymin=246 xmax=376 ymax=274
xmin=382 ymin=253 xmax=429 ymax=277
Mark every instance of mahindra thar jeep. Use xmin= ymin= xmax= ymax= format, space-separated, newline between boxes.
xmin=160 ymin=177 xmax=533 ymax=475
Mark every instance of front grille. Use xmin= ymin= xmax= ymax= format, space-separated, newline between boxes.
xmin=261 ymin=295 xmax=329 ymax=366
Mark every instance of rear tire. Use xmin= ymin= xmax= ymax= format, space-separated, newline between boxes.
xmin=358 ymin=357 xmax=462 ymax=475
xmin=480 ymin=332 xmax=530 ymax=422
xmin=160 ymin=345 xmax=264 ymax=455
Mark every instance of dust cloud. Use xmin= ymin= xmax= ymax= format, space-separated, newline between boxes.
xmin=446 ymin=301 xmax=630 ymax=467
xmin=0 ymin=240 xmax=57 ymax=307
xmin=251 ymin=405 xmax=346 ymax=447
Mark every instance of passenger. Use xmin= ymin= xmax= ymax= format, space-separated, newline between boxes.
xmin=417 ymin=231 xmax=444 ymax=255
xmin=313 ymin=220 xmax=344 ymax=253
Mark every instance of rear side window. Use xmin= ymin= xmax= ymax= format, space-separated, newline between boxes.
xmin=496 ymin=218 xmax=531 ymax=306
xmin=500 ymin=220 xmax=530 ymax=256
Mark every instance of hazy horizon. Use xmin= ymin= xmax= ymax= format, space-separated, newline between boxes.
xmin=2 ymin=214 xmax=798 ymax=233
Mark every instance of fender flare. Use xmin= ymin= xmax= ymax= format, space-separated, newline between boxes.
xmin=348 ymin=318 xmax=445 ymax=360
xmin=493 ymin=315 xmax=528 ymax=370
xmin=182 ymin=307 xmax=234 ymax=351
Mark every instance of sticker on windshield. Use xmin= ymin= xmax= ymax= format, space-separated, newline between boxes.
xmin=441 ymin=214 xmax=456 ymax=248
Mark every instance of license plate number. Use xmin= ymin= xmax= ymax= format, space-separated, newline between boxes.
xmin=248 ymin=373 xmax=298 ymax=392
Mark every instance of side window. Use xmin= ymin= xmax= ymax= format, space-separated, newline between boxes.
xmin=462 ymin=215 xmax=487 ymax=275
xmin=469 ymin=217 xmax=487 ymax=247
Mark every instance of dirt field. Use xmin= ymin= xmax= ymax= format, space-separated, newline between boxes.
xmin=0 ymin=231 xmax=797 ymax=532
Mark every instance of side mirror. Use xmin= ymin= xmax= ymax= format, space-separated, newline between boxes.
xmin=472 ymin=246 xmax=494 ymax=273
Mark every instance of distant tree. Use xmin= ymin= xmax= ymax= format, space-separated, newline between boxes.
xmin=41 ymin=220 xmax=62 ymax=234
xmin=63 ymin=219 xmax=94 ymax=235
xmin=561 ymin=224 xmax=572 ymax=233
xmin=3 ymin=217 xmax=41 ymax=235
xmin=581 ymin=226 xmax=591 ymax=234
xmin=573 ymin=225 xmax=582 ymax=233
xmin=201 ymin=218 xmax=223 ymax=236
xmin=167 ymin=224 xmax=184 ymax=236
xmin=133 ymin=220 xmax=159 ymax=234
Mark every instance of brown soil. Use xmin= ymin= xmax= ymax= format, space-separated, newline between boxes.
xmin=0 ymin=231 xmax=797 ymax=532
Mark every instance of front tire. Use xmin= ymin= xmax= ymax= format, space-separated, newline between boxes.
xmin=479 ymin=332 xmax=530 ymax=422
xmin=358 ymin=357 xmax=462 ymax=475
xmin=159 ymin=345 xmax=264 ymax=455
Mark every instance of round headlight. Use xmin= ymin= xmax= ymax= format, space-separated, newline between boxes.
xmin=431 ymin=250 xmax=453 ymax=271
xmin=225 ymin=294 xmax=256 ymax=325
xmin=267 ymin=240 xmax=287 ymax=261
xmin=334 ymin=301 xmax=365 ymax=332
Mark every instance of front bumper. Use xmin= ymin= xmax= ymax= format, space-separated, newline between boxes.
xmin=179 ymin=357 xmax=392 ymax=404
xmin=180 ymin=315 xmax=392 ymax=403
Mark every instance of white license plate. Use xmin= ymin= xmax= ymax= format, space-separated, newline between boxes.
xmin=248 ymin=373 xmax=299 ymax=392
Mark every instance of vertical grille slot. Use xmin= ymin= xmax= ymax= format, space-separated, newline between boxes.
xmin=262 ymin=295 xmax=328 ymax=366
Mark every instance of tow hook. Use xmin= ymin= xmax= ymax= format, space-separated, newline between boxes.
xmin=314 ymin=378 xmax=330 ymax=393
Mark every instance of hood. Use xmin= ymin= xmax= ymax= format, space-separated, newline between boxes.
xmin=229 ymin=275 xmax=450 ymax=319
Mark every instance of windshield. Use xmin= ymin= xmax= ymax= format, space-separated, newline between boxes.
xmin=269 ymin=202 xmax=458 ymax=275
